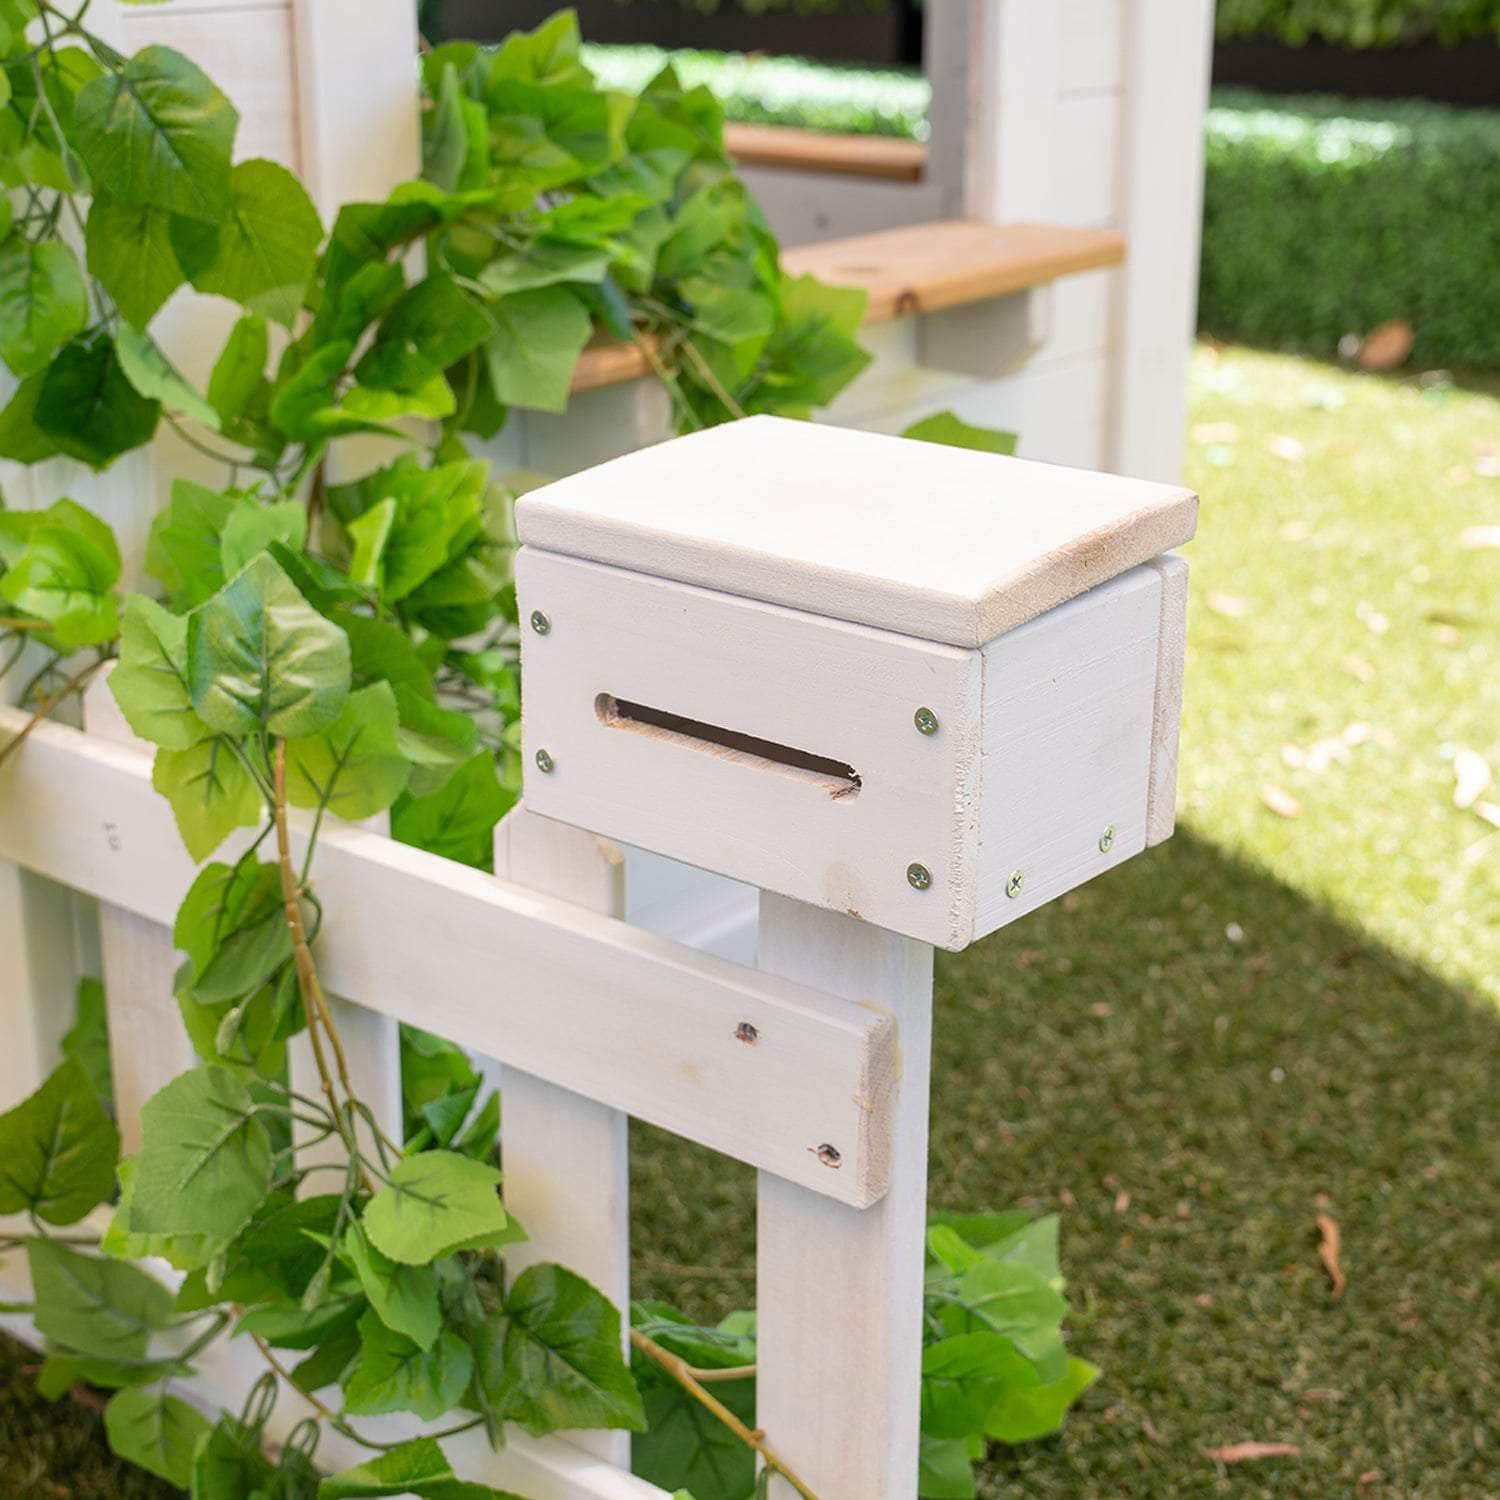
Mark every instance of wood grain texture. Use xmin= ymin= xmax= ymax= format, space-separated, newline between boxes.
xmin=492 ymin=807 xmax=631 ymax=1468
xmin=0 ymin=713 xmax=897 ymax=1207
xmin=517 ymin=549 xmax=983 ymax=949
xmin=724 ymin=123 xmax=926 ymax=182
xmin=516 ymin=415 xmax=1196 ymax=649
xmin=755 ymin=895 xmax=932 ymax=1498
xmin=1144 ymin=552 xmax=1189 ymax=844
xmin=974 ymin=563 xmax=1161 ymax=936
xmin=783 ymin=219 xmax=1124 ymax=324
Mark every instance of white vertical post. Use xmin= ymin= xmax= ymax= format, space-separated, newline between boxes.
xmin=754 ymin=895 xmax=933 ymax=1498
xmin=965 ymin=0 xmax=1064 ymax=223
xmin=1107 ymin=0 xmax=1215 ymax=482
xmin=283 ymin=0 xmax=424 ymax=1172
xmin=82 ymin=675 xmax=196 ymax=1152
xmin=491 ymin=806 xmax=632 ymax=1468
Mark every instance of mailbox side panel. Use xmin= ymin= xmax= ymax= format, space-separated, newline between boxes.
xmin=973 ymin=564 xmax=1165 ymax=939
xmin=517 ymin=550 xmax=984 ymax=948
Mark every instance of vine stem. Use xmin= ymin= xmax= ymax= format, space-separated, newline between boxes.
xmin=628 ymin=1329 xmax=819 ymax=1500
xmin=271 ymin=740 xmax=376 ymax=1193
xmin=0 ymin=655 xmax=106 ymax=773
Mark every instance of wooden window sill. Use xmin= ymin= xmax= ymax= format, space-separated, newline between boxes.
xmin=723 ymin=123 xmax=927 ymax=183
xmin=568 ymin=219 xmax=1126 ymax=395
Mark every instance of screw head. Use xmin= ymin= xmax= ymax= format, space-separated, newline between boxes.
xmin=1006 ymin=870 xmax=1025 ymax=899
xmin=907 ymin=862 xmax=933 ymax=891
xmin=814 ymin=1143 xmax=843 ymax=1168
xmin=913 ymin=706 xmax=940 ymax=736
xmin=1099 ymin=825 xmax=1116 ymax=853
xmin=534 ymin=748 xmax=555 ymax=774
xmin=529 ymin=609 xmax=551 ymax=636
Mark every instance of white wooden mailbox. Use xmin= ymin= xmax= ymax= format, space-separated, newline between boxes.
xmin=516 ymin=415 xmax=1197 ymax=952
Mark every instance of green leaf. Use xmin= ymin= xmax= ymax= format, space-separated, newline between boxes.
xmin=356 ymin=272 xmax=491 ymax=394
xmin=218 ymin=498 xmax=306 ymax=576
xmin=207 ymin=312 xmax=269 ymax=424
xmin=342 ymin=1307 xmax=473 ymax=1420
xmin=343 ymin=1221 xmax=441 ymax=1350
xmin=635 ymin=1372 xmax=754 ymax=1499
xmin=361 ymin=1150 xmax=507 ymax=1265
xmin=238 ymin=1292 xmax=366 ymax=1351
xmin=190 ymin=892 xmax=290 ymax=1005
xmin=283 ymin=680 xmax=410 ymax=820
xmin=393 ymin=686 xmax=477 ymax=797
xmin=475 ymin=1263 xmax=645 ymax=1437
xmin=145 ymin=478 xmax=236 ymax=606
xmin=479 ymin=239 xmax=612 ymax=297
xmin=103 ymin=1386 xmax=210 ymax=1489
xmin=483 ymin=286 xmax=592 ymax=414
xmin=100 ymin=1156 xmax=227 ymax=1273
xmin=0 ymin=1057 xmax=118 ymax=1224
xmin=0 ymin=496 xmax=120 ymax=646
xmin=84 ymin=195 xmax=185 ymax=329
xmin=0 ymin=238 xmax=87 ymax=376
xmin=391 ymin=753 xmax=513 ymax=871
xmin=33 ymin=331 xmax=161 ymax=470
xmin=921 ymin=1331 xmax=1035 ymax=1440
xmin=917 ymin=1434 xmax=977 ymax=1499
xmin=191 ymin=1413 xmax=277 ymax=1500
xmin=131 ymin=1064 xmax=273 ymax=1237
xmin=61 ymin=978 xmax=113 ymax=1114
xmin=985 ymin=1355 xmax=1098 ymax=1444
xmin=187 ymin=551 xmax=351 ymax=738
xmin=113 ymin=321 xmax=221 ymax=429
xmin=110 ymin=593 xmax=207 ymax=749
xmin=173 ymin=857 xmax=280 ymax=981
xmin=902 ymin=410 xmax=1018 ymax=457
xmin=0 ymin=371 xmax=63 ymax=463
xmin=343 ymin=614 xmax=435 ymax=701
xmin=28 ymin=1239 xmax=172 ymax=1361
xmin=152 ymin=736 xmax=263 ymax=860
xmin=318 ymin=1437 xmax=527 ymax=1499
xmin=172 ymin=157 xmax=322 ymax=326
xmin=73 ymin=44 xmax=237 ymax=219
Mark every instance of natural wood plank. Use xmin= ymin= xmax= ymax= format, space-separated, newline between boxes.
xmin=755 ymin=895 xmax=932 ymax=1497
xmin=567 ymin=218 xmax=1126 ymax=393
xmin=724 ymin=122 xmax=926 ymax=182
xmin=783 ymin=219 xmax=1125 ymax=324
xmin=0 ymin=712 xmax=897 ymax=1208
xmin=517 ymin=414 xmax=1195 ymax=649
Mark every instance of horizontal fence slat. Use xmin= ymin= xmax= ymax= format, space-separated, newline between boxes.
xmin=0 ymin=712 xmax=896 ymax=1208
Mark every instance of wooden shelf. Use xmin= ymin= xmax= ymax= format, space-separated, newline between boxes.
xmin=567 ymin=219 xmax=1125 ymax=393
xmin=723 ymin=123 xmax=927 ymax=183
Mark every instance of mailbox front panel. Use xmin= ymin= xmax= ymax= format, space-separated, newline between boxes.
xmin=517 ymin=548 xmax=984 ymax=948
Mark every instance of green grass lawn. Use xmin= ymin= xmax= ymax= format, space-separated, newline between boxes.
xmin=5 ymin=344 xmax=1499 ymax=1495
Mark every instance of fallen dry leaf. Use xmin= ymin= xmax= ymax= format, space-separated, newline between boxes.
xmin=1260 ymin=784 xmax=1302 ymax=819
xmin=1356 ymin=319 xmax=1413 ymax=371
xmin=1460 ymin=525 xmax=1500 ymax=549
xmin=1205 ymin=1441 xmax=1300 ymax=1464
xmin=1317 ymin=1212 xmax=1346 ymax=1300
xmin=1453 ymin=748 xmax=1493 ymax=810
xmin=1269 ymin=434 xmax=1306 ymax=463
xmin=1114 ymin=1189 xmax=1131 ymax=1214
xmin=1206 ymin=591 xmax=1250 ymax=618
xmin=1341 ymin=655 xmax=1377 ymax=683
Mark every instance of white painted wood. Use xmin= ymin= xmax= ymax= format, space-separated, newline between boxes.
xmin=80 ymin=673 xmax=195 ymax=1153
xmin=1107 ymin=0 xmax=1215 ymax=483
xmin=966 ymin=0 xmax=1063 ymax=223
xmin=756 ymin=895 xmax=932 ymax=1499
xmin=491 ymin=806 xmax=631 ymax=1468
xmin=1062 ymin=0 xmax=1127 ymax=95
xmin=1144 ymin=552 xmax=1190 ymax=844
xmin=1055 ymin=92 xmax=1124 ymax=228
xmin=517 ymin=415 xmax=1197 ymax=649
xmin=0 ymin=712 xmax=898 ymax=1207
xmin=518 ymin=549 xmax=981 ymax=949
xmin=622 ymin=847 xmax=758 ymax=967
xmin=513 ymin=374 xmax=674 ymax=480
xmin=974 ymin=563 xmax=1161 ymax=935
xmin=918 ymin=286 xmax=1052 ymax=381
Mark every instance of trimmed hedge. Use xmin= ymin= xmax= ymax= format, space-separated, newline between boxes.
xmin=581 ymin=43 xmax=928 ymax=139
xmin=1200 ymin=90 xmax=1500 ymax=366
xmin=1215 ymin=0 xmax=1500 ymax=47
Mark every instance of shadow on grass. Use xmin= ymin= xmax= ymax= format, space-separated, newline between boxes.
xmin=631 ymin=826 xmax=1500 ymax=1498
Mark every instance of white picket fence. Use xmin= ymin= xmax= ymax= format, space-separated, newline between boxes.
xmin=0 ymin=3 xmax=1210 ymax=1495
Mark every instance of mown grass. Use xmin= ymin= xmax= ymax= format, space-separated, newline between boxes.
xmin=5 ymin=345 xmax=1498 ymax=1495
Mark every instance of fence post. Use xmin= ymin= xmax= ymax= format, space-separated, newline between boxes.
xmin=490 ymin=807 xmax=633 ymax=1468
xmin=755 ymin=896 xmax=933 ymax=1497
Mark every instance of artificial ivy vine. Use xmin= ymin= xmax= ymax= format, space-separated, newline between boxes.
xmin=0 ymin=5 xmax=1092 ymax=1497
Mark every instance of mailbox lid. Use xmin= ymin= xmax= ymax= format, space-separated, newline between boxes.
xmin=516 ymin=415 xmax=1198 ymax=649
